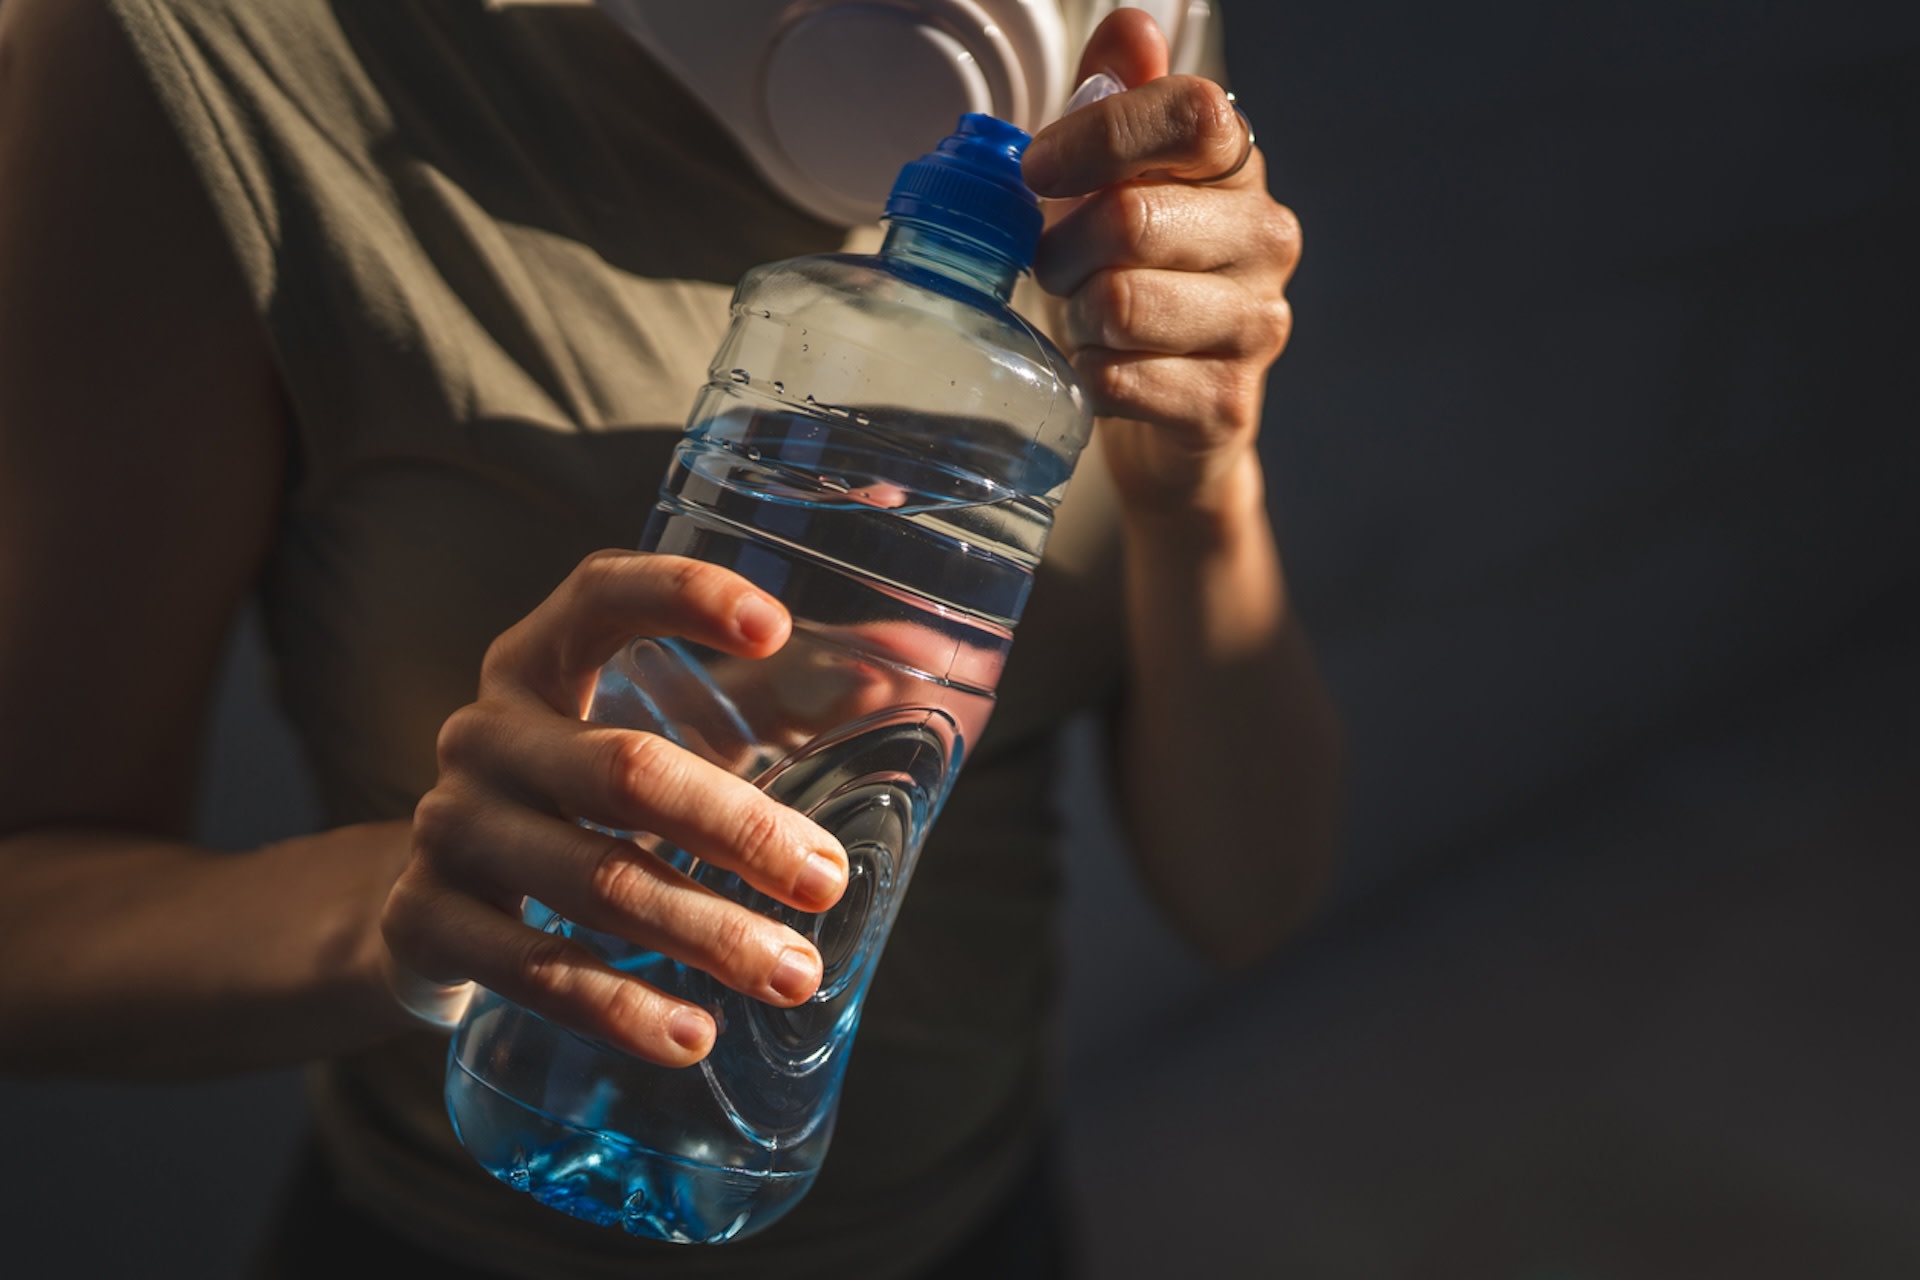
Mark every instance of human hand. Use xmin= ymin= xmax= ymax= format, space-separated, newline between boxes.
xmin=380 ymin=551 xmax=849 ymax=1067
xmin=1022 ymin=9 xmax=1300 ymax=518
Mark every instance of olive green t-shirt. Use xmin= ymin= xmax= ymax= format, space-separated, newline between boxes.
xmin=106 ymin=0 xmax=1125 ymax=1275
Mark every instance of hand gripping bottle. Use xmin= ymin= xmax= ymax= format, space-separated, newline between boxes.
xmin=443 ymin=115 xmax=1093 ymax=1244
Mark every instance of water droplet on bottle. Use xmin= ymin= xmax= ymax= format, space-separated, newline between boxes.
xmin=853 ymin=413 xmax=871 ymax=427
xmin=804 ymin=394 xmax=817 ymax=405
xmin=772 ymin=380 xmax=785 ymax=395
xmin=728 ymin=368 xmax=750 ymax=385
xmin=801 ymin=343 xmax=809 ymax=352
xmin=744 ymin=446 xmax=762 ymax=462
xmin=507 ymin=1154 xmax=531 ymax=1192
xmin=820 ymin=475 xmax=850 ymax=494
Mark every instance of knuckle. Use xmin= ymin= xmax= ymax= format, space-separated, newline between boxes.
xmin=379 ymin=865 xmax=432 ymax=946
xmin=660 ymin=553 xmax=725 ymax=610
xmin=1102 ymin=103 xmax=1145 ymax=172
xmin=475 ymin=631 xmax=522 ymax=692
xmin=409 ymin=785 xmax=468 ymax=856
xmin=588 ymin=840 xmax=660 ymax=916
xmin=1083 ymin=353 xmax=1121 ymax=403
xmin=1172 ymin=76 xmax=1238 ymax=161
xmin=1105 ymin=185 xmax=1157 ymax=259
xmin=379 ymin=886 xmax=460 ymax=984
xmin=1268 ymin=202 xmax=1304 ymax=261
xmin=1263 ymin=297 xmax=1295 ymax=356
xmin=601 ymin=730 xmax=682 ymax=807
xmin=516 ymin=929 xmax=580 ymax=997
xmin=573 ymin=547 xmax=630 ymax=587
xmin=597 ymin=973 xmax=664 ymax=1036
xmin=1075 ymin=270 xmax=1128 ymax=351
xmin=433 ymin=702 xmax=489 ymax=772
xmin=1230 ymin=291 xmax=1290 ymax=360
xmin=563 ymin=548 xmax=637 ymax=618
xmin=578 ymin=547 xmax=628 ymax=571
xmin=1062 ymin=287 xmax=1098 ymax=351
xmin=661 ymin=555 xmax=745 ymax=628
xmin=705 ymin=908 xmax=763 ymax=978
xmin=1249 ymin=202 xmax=1302 ymax=278
xmin=1195 ymin=77 xmax=1240 ymax=132
xmin=728 ymin=800 xmax=790 ymax=873
xmin=664 ymin=554 xmax=712 ymax=594
xmin=1088 ymin=270 xmax=1138 ymax=347
xmin=1080 ymin=352 xmax=1138 ymax=416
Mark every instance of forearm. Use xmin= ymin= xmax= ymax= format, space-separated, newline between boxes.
xmin=1113 ymin=451 xmax=1344 ymax=969
xmin=0 ymin=822 xmax=418 ymax=1078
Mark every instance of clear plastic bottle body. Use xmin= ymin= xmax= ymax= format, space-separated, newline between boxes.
xmin=445 ymin=219 xmax=1089 ymax=1244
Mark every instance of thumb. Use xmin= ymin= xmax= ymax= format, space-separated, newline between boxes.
xmin=1075 ymin=7 xmax=1172 ymax=89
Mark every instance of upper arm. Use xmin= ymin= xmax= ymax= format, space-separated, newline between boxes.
xmin=0 ymin=0 xmax=288 ymax=836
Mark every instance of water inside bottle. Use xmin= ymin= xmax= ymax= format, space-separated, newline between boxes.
xmin=447 ymin=1006 xmax=816 ymax=1244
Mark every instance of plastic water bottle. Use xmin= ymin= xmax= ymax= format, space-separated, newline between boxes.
xmin=443 ymin=114 xmax=1092 ymax=1244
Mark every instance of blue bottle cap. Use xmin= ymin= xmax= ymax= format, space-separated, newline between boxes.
xmin=883 ymin=114 xmax=1043 ymax=271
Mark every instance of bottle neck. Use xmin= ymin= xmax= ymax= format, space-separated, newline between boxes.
xmin=880 ymin=220 xmax=1023 ymax=301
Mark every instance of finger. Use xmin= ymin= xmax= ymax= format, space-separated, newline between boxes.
xmin=1060 ymin=268 xmax=1292 ymax=361
xmin=411 ymin=792 xmax=824 ymax=1007
xmin=482 ymin=550 xmax=792 ymax=714
xmin=1026 ymin=75 xmax=1254 ymax=199
xmin=1074 ymin=349 xmax=1270 ymax=439
xmin=434 ymin=702 xmax=848 ymax=912
xmin=383 ymin=872 xmax=719 ymax=1067
xmin=1032 ymin=173 xmax=1292 ymax=298
xmin=1072 ymin=6 xmax=1169 ymax=89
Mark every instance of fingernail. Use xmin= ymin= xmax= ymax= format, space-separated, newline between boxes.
xmin=668 ymin=1008 xmax=713 ymax=1053
xmin=794 ymin=852 xmax=846 ymax=907
xmin=735 ymin=594 xmax=784 ymax=646
xmin=1063 ymin=69 xmax=1125 ymax=115
xmin=769 ymin=947 xmax=821 ymax=1002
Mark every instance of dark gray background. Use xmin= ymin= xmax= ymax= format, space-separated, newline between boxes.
xmin=5 ymin=0 xmax=1918 ymax=1275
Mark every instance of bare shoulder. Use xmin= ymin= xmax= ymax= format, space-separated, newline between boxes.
xmin=0 ymin=0 xmax=288 ymax=835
